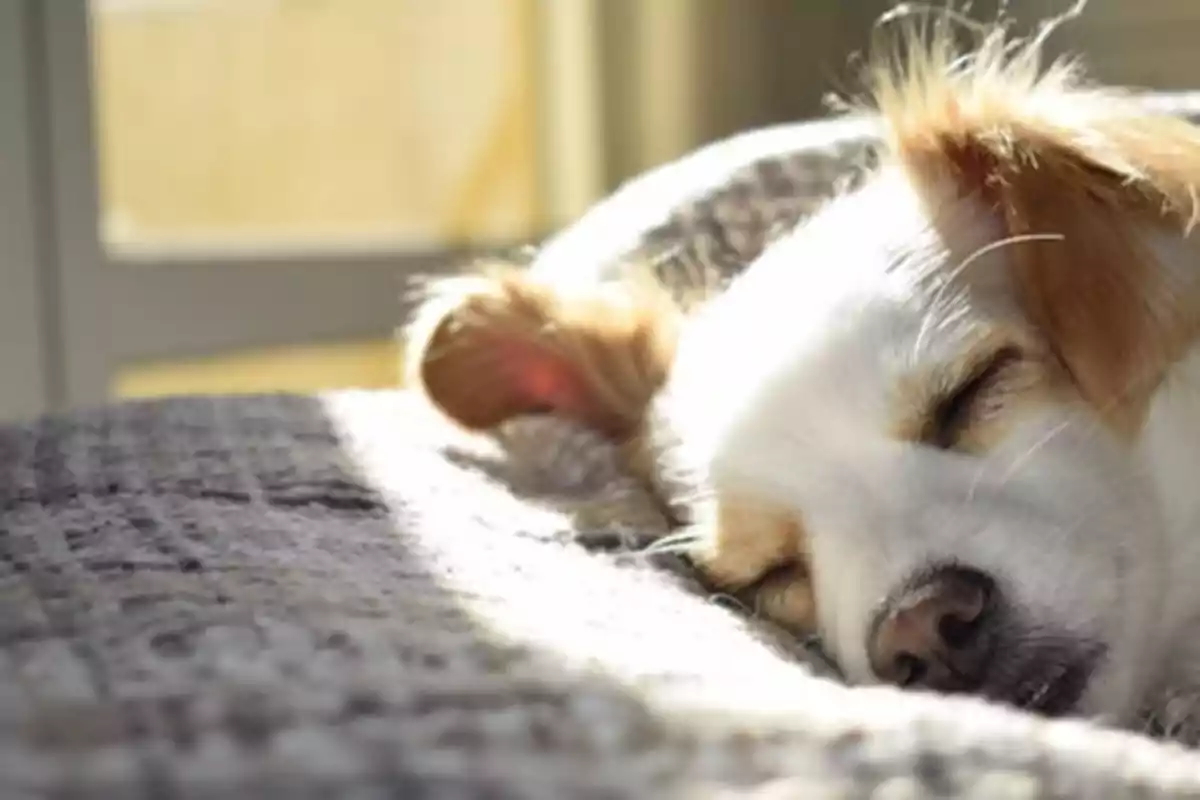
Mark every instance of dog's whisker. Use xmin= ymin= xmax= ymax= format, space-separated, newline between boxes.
xmin=913 ymin=232 xmax=1065 ymax=362
xmin=963 ymin=350 xmax=1173 ymax=506
xmin=964 ymin=413 xmax=1079 ymax=504
xmin=640 ymin=530 xmax=702 ymax=555
xmin=707 ymin=592 xmax=754 ymax=616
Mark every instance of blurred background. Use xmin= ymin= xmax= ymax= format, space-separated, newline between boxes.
xmin=1 ymin=0 xmax=1196 ymax=420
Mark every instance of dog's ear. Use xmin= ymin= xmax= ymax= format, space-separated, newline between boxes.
xmin=872 ymin=26 xmax=1200 ymax=434
xmin=406 ymin=265 xmax=680 ymax=440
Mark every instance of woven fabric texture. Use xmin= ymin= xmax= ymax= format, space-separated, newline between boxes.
xmin=0 ymin=391 xmax=1198 ymax=798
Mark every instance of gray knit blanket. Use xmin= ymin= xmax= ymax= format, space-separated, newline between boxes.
xmin=2 ymin=392 xmax=1199 ymax=798
xmin=7 ymin=96 xmax=1200 ymax=797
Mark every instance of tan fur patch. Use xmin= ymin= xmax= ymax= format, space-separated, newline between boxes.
xmin=750 ymin=564 xmax=818 ymax=633
xmin=688 ymin=496 xmax=816 ymax=633
xmin=1001 ymin=168 xmax=1196 ymax=437
xmin=408 ymin=263 xmax=681 ymax=441
xmin=690 ymin=496 xmax=808 ymax=588
xmin=864 ymin=21 xmax=1200 ymax=437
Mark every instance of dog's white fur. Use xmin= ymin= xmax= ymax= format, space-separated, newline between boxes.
xmin=409 ymin=20 xmax=1200 ymax=738
xmin=660 ymin=159 xmax=1199 ymax=728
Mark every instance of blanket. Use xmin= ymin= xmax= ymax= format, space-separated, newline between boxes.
xmin=7 ymin=95 xmax=1200 ymax=797
xmin=3 ymin=391 xmax=1200 ymax=798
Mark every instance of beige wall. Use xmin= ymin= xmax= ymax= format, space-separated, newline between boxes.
xmin=1010 ymin=0 xmax=1200 ymax=90
xmin=596 ymin=0 xmax=849 ymax=184
xmin=92 ymin=0 xmax=540 ymax=250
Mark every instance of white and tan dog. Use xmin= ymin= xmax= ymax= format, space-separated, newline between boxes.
xmin=407 ymin=22 xmax=1200 ymax=738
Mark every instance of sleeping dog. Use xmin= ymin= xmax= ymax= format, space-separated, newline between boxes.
xmin=406 ymin=21 xmax=1200 ymax=739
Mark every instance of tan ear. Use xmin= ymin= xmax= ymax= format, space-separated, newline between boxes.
xmin=872 ymin=27 xmax=1200 ymax=434
xmin=993 ymin=159 xmax=1190 ymax=435
xmin=406 ymin=264 xmax=680 ymax=441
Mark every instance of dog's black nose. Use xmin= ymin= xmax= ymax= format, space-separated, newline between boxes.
xmin=868 ymin=566 xmax=997 ymax=692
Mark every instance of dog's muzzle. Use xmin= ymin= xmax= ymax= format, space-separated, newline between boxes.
xmin=868 ymin=563 xmax=1104 ymax=716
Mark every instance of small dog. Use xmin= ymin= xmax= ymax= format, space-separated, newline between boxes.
xmin=407 ymin=21 xmax=1200 ymax=739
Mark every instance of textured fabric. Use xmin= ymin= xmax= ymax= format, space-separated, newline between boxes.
xmin=3 ymin=391 xmax=1200 ymax=799
xmin=533 ymin=94 xmax=1200 ymax=302
xmin=530 ymin=115 xmax=881 ymax=304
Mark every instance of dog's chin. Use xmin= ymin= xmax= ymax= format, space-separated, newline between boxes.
xmin=980 ymin=646 xmax=1104 ymax=719
xmin=1070 ymin=649 xmax=1153 ymax=727
xmin=983 ymin=639 xmax=1156 ymax=728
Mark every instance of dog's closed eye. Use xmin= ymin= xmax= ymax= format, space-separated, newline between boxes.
xmin=923 ymin=346 xmax=1025 ymax=450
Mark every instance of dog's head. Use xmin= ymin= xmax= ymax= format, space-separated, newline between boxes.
xmin=407 ymin=24 xmax=1200 ymax=724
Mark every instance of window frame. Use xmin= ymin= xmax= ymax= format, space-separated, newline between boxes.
xmin=0 ymin=2 xmax=54 ymax=419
